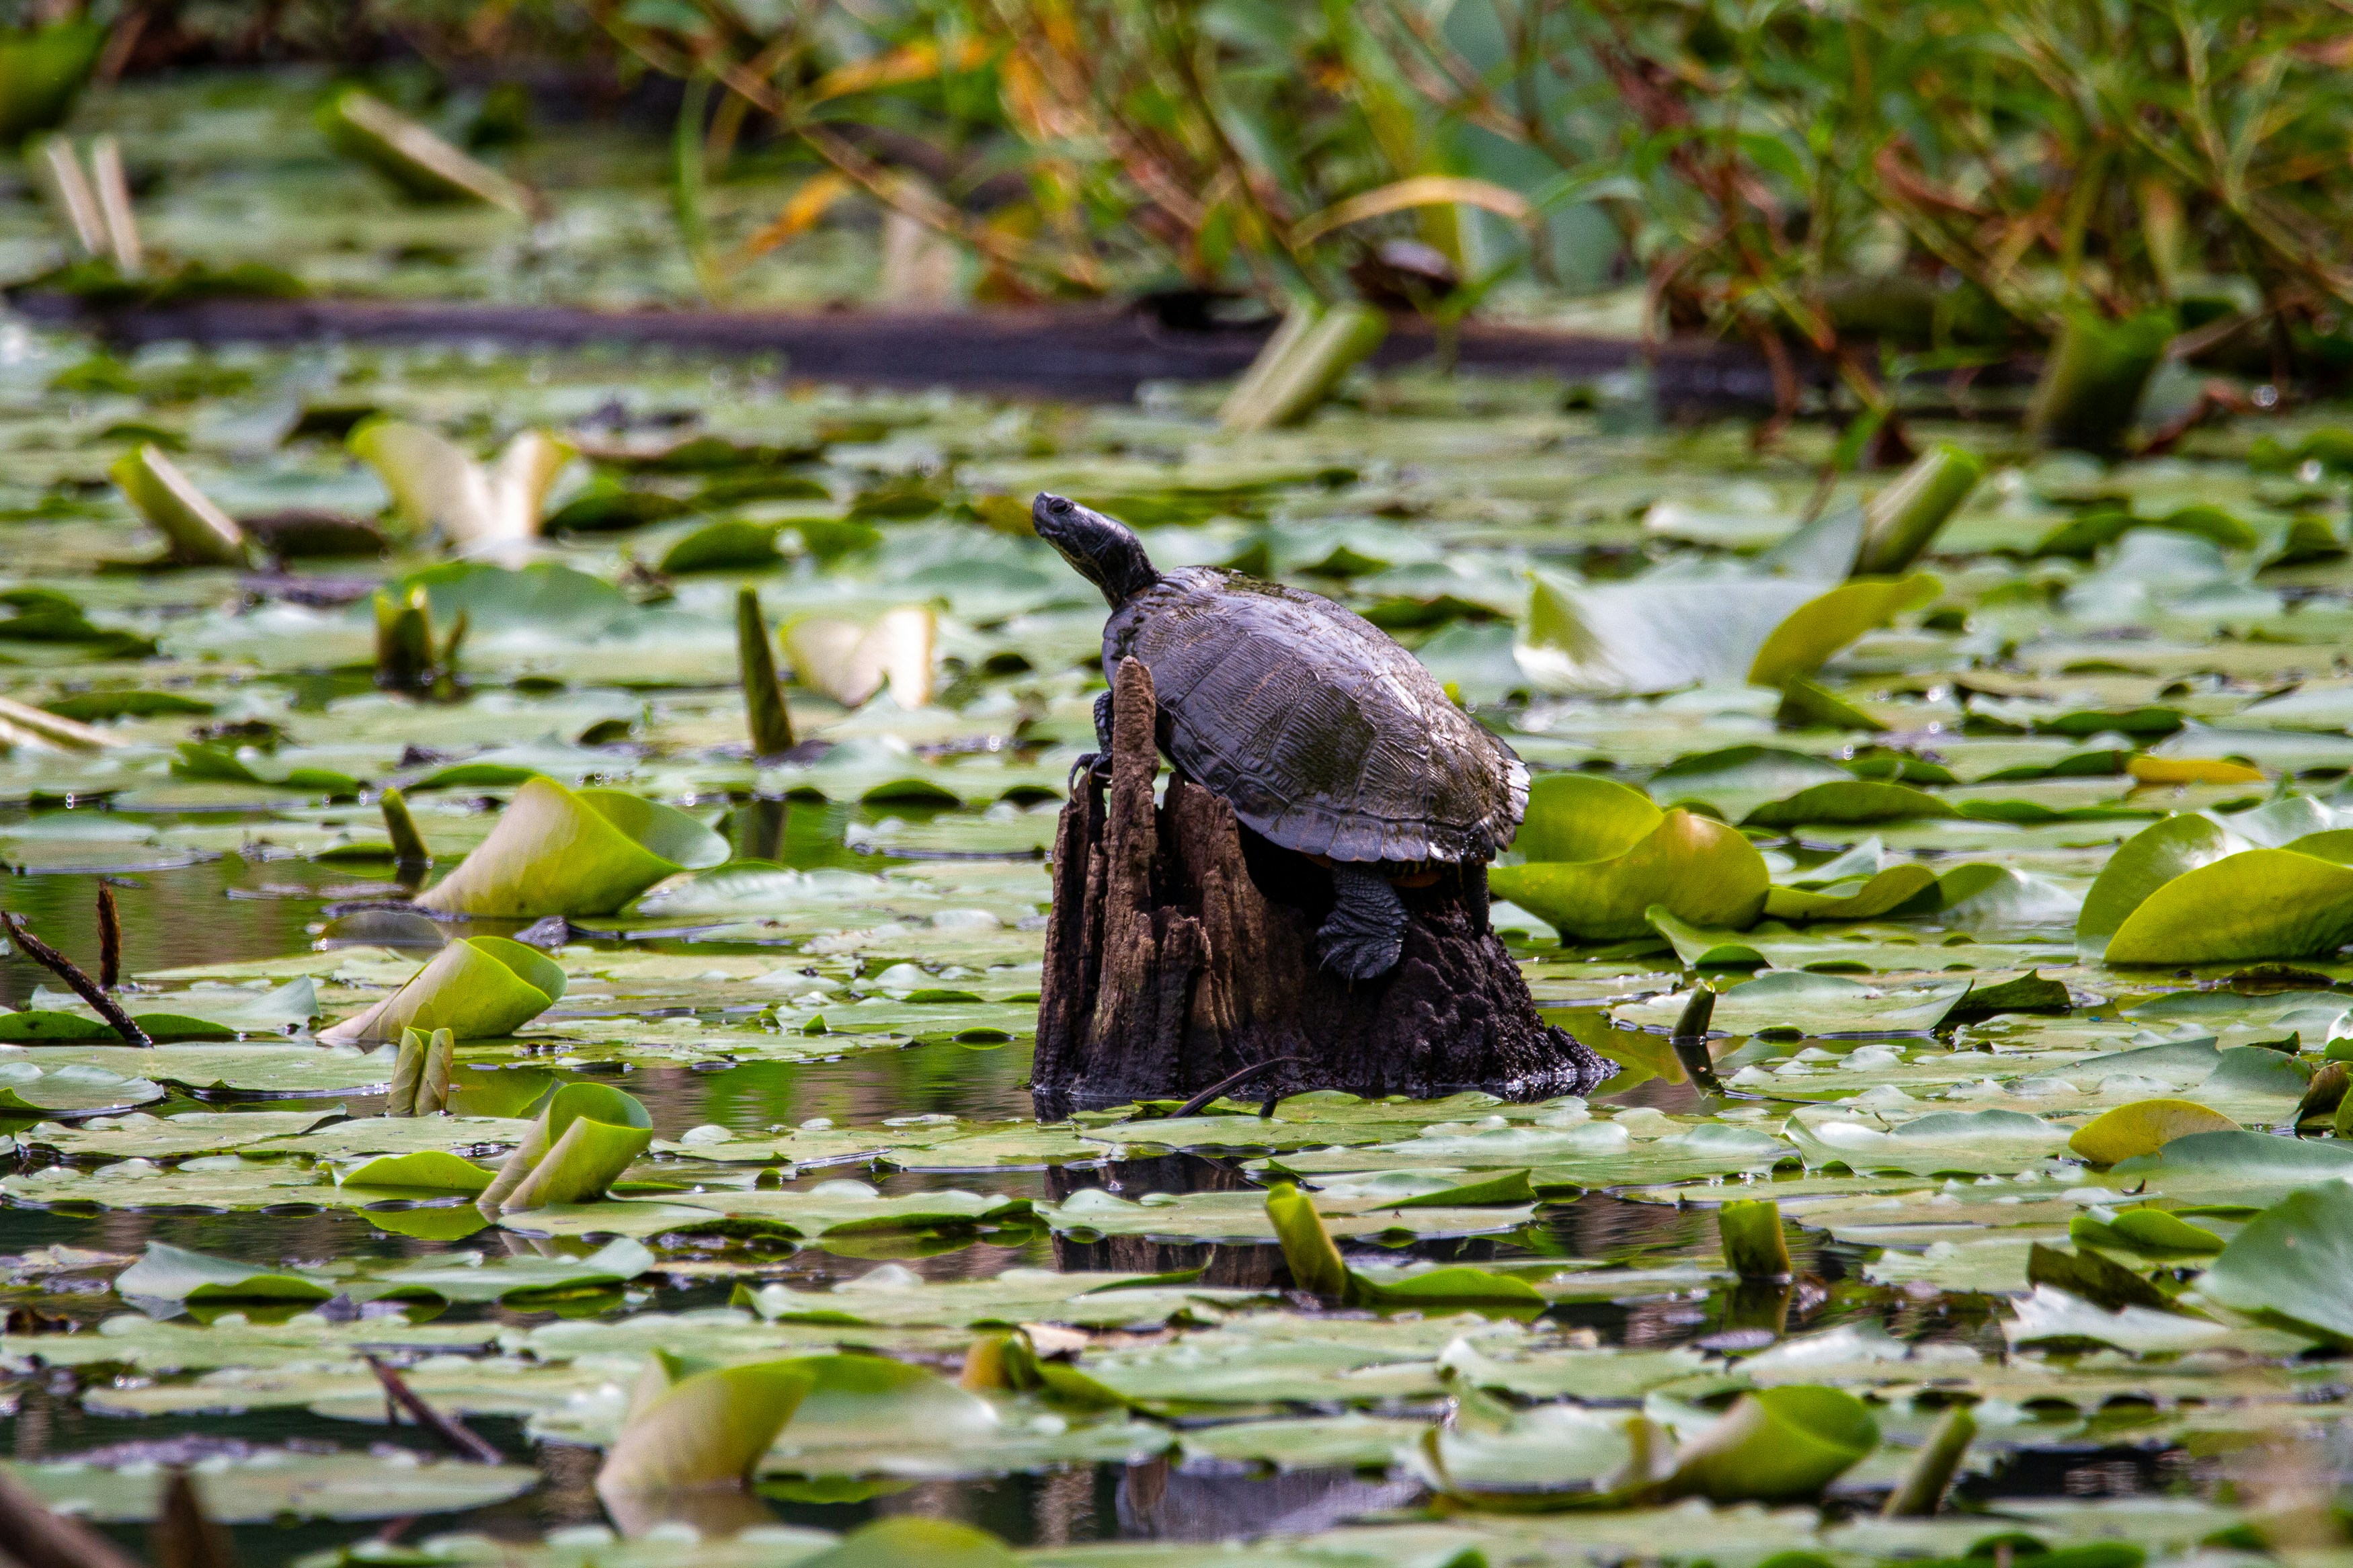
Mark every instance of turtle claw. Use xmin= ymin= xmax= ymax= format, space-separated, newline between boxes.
xmin=1318 ymin=930 xmax=1402 ymax=982
xmin=1067 ymin=751 xmax=1109 ymax=791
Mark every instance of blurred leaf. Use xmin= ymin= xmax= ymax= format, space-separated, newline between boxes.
xmin=318 ymin=88 xmax=536 ymax=215
xmin=1292 ymin=175 xmax=1533 ymax=245
xmin=110 ymin=446 xmax=249 ymax=567
xmin=350 ymin=421 xmax=575 ymax=554
xmin=795 ymin=1518 xmax=1019 ymax=1568
xmin=1666 ymin=1387 xmax=1878 ymax=1503
xmin=783 ymin=606 xmax=936 ymax=709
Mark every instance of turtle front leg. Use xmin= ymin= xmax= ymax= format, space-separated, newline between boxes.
xmin=1068 ymin=689 xmax=1115 ymax=790
xmin=1318 ymin=864 xmax=1406 ymax=981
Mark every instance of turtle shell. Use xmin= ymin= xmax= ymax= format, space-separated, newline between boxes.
xmin=1106 ymin=566 xmax=1527 ymax=864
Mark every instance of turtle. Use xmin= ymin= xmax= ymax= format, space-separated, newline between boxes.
xmin=1032 ymin=491 xmax=1529 ymax=981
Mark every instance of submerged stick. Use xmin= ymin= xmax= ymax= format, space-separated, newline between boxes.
xmin=0 ymin=1467 xmax=147 ymax=1568
xmin=95 ymin=884 xmax=121 ymax=991
xmin=153 ymin=1470 xmax=238 ymax=1568
xmin=1 ymin=913 xmax=151 ymax=1047
xmin=362 ymin=1355 xmax=504 ymax=1463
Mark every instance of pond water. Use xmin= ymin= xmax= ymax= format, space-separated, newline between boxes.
xmin=4 ymin=203 xmax=2353 ymax=1563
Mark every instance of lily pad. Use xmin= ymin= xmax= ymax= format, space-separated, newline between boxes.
xmin=0 ymin=1448 xmax=539 ymax=1523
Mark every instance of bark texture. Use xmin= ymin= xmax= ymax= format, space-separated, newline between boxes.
xmin=1034 ymin=658 xmax=1612 ymax=1112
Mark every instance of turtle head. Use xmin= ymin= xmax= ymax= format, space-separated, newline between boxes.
xmin=1033 ymin=493 xmax=1159 ymax=608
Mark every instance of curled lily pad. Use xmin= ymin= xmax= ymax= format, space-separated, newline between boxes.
xmin=340 ymin=1150 xmax=497 ymax=1195
xmin=1416 ymin=1392 xmax=1643 ymax=1505
xmin=1489 ymin=775 xmax=1768 ymax=940
xmin=385 ymin=1026 xmax=454 ymax=1116
xmin=349 ymin=421 xmax=573 ymax=553
xmin=318 ymin=936 xmax=565 ymax=1046
xmin=1666 ymin=1386 xmax=1880 ymax=1503
xmin=110 ymin=444 xmax=248 ymax=567
xmin=783 ymin=606 xmax=937 ymax=709
xmin=1266 ymin=1182 xmax=1542 ymax=1307
xmin=2067 ymin=1099 xmax=2238 ymax=1165
xmin=597 ymin=1352 xmax=817 ymax=1494
xmin=415 ymin=777 xmax=729 ymax=917
xmin=1764 ymin=864 xmax=1941 ymax=921
xmin=479 ymin=1083 xmax=653 ymax=1213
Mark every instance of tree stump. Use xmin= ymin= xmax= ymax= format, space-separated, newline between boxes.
xmin=1033 ymin=658 xmax=1613 ymax=1112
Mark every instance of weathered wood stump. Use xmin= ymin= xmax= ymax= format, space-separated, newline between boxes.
xmin=1033 ymin=659 xmax=1612 ymax=1112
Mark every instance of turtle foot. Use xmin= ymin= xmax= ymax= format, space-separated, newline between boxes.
xmin=1318 ymin=864 xmax=1406 ymax=982
xmin=1317 ymin=928 xmax=1402 ymax=981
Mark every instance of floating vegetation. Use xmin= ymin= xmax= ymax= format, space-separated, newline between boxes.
xmin=13 ymin=33 xmax=2353 ymax=1568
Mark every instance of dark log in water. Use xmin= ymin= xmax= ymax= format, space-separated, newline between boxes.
xmin=1032 ymin=658 xmax=1611 ymax=1113
xmin=9 ymin=292 xmax=1796 ymax=409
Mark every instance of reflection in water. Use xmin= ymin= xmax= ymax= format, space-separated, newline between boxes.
xmin=1118 ymin=1456 xmax=1425 ymax=1540
xmin=0 ymin=804 xmax=1766 ymax=1564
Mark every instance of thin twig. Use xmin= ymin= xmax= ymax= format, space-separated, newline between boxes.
xmin=2 ymin=913 xmax=150 ymax=1047
xmin=362 ymin=1355 xmax=505 ymax=1464
xmin=95 ymin=884 xmax=121 ymax=992
xmin=1168 ymin=1056 xmax=1308 ymax=1120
